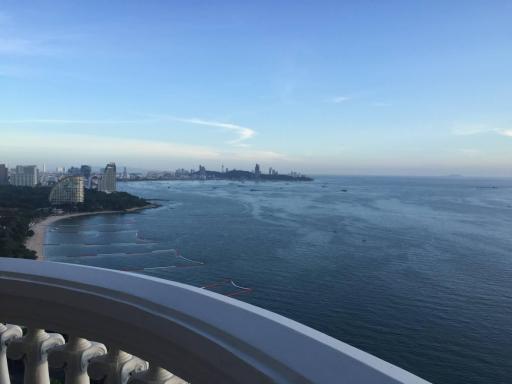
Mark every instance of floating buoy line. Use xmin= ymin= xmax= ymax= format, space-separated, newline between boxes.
xmin=48 ymin=226 xmax=252 ymax=298
xmin=201 ymin=278 xmax=253 ymax=297
xmin=119 ymin=249 xmax=204 ymax=271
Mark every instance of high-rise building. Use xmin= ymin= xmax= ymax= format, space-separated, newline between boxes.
xmin=11 ymin=165 xmax=38 ymax=187
xmin=49 ymin=176 xmax=85 ymax=205
xmin=80 ymin=165 xmax=92 ymax=179
xmin=0 ymin=164 xmax=8 ymax=185
xmin=90 ymin=175 xmax=100 ymax=190
xmin=98 ymin=162 xmax=117 ymax=193
xmin=122 ymin=167 xmax=128 ymax=180
xmin=198 ymin=165 xmax=206 ymax=180
xmin=254 ymin=164 xmax=261 ymax=178
xmin=68 ymin=167 xmax=82 ymax=176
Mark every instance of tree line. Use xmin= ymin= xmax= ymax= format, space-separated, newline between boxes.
xmin=0 ymin=185 xmax=148 ymax=259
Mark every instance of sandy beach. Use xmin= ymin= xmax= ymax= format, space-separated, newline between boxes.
xmin=25 ymin=205 xmax=156 ymax=260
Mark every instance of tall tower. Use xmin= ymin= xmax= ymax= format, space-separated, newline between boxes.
xmin=98 ymin=162 xmax=117 ymax=193
xmin=80 ymin=165 xmax=92 ymax=179
xmin=12 ymin=165 xmax=38 ymax=187
xmin=0 ymin=164 xmax=8 ymax=185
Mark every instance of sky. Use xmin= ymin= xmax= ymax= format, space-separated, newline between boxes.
xmin=0 ymin=1 xmax=511 ymax=176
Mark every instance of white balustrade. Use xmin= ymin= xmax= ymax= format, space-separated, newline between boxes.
xmin=88 ymin=348 xmax=147 ymax=384
xmin=7 ymin=329 xmax=65 ymax=384
xmin=0 ymin=258 xmax=431 ymax=383
xmin=0 ymin=324 xmax=23 ymax=384
xmin=128 ymin=366 xmax=187 ymax=384
xmin=48 ymin=337 xmax=107 ymax=384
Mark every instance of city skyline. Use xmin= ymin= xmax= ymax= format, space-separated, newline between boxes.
xmin=1 ymin=1 xmax=511 ymax=176
xmin=0 ymin=161 xmax=306 ymax=179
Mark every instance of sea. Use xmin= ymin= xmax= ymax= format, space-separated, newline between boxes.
xmin=44 ymin=176 xmax=512 ymax=383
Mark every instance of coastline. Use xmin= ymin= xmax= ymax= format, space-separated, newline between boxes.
xmin=25 ymin=204 xmax=157 ymax=260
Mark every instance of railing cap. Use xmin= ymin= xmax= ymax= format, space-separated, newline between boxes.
xmin=0 ymin=258 xmax=429 ymax=384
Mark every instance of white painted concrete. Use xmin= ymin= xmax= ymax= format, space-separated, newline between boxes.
xmin=0 ymin=258 xmax=430 ymax=383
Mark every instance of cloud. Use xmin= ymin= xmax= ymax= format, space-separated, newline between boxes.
xmin=223 ymin=149 xmax=288 ymax=161
xmin=329 ymin=96 xmax=351 ymax=103
xmin=451 ymin=123 xmax=491 ymax=136
xmin=0 ymin=115 xmax=258 ymax=146
xmin=451 ymin=123 xmax=512 ymax=137
xmin=0 ymin=118 xmax=153 ymax=125
xmin=1 ymin=132 xmax=220 ymax=160
xmin=170 ymin=117 xmax=256 ymax=146
xmin=457 ymin=148 xmax=482 ymax=156
xmin=0 ymin=131 xmax=289 ymax=168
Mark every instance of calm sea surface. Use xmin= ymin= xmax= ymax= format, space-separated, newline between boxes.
xmin=44 ymin=176 xmax=512 ymax=383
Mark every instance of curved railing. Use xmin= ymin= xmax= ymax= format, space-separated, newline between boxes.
xmin=0 ymin=258 xmax=429 ymax=384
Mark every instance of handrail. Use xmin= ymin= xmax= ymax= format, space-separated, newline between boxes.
xmin=0 ymin=258 xmax=430 ymax=383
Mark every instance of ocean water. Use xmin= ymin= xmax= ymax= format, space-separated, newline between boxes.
xmin=44 ymin=176 xmax=512 ymax=383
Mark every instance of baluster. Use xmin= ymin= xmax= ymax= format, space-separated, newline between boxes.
xmin=0 ymin=324 xmax=23 ymax=384
xmin=48 ymin=336 xmax=107 ymax=384
xmin=7 ymin=328 xmax=65 ymax=384
xmin=128 ymin=366 xmax=187 ymax=384
xmin=88 ymin=348 xmax=147 ymax=384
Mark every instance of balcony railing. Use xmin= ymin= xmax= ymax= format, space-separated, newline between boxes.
xmin=0 ymin=258 xmax=429 ymax=384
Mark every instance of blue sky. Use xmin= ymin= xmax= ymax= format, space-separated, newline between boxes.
xmin=0 ymin=1 xmax=511 ymax=175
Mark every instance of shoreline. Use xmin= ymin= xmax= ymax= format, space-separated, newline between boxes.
xmin=25 ymin=204 xmax=157 ymax=260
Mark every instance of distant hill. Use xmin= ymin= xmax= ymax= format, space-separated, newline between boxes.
xmin=195 ymin=170 xmax=313 ymax=181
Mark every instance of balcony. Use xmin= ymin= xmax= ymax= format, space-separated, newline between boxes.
xmin=0 ymin=258 xmax=429 ymax=384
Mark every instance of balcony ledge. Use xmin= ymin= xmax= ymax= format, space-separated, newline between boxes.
xmin=0 ymin=258 xmax=429 ymax=383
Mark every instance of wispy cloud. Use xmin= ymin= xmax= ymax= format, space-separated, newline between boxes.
xmin=451 ymin=123 xmax=490 ymax=136
xmin=0 ymin=115 xmax=258 ymax=146
xmin=1 ymin=132 xmax=220 ymax=159
xmin=457 ymin=148 xmax=482 ymax=156
xmin=0 ymin=118 xmax=154 ymax=125
xmin=0 ymin=131 xmax=288 ymax=165
xmin=451 ymin=123 xmax=512 ymax=137
xmin=223 ymin=149 xmax=287 ymax=161
xmin=170 ymin=117 xmax=256 ymax=146
xmin=327 ymin=90 xmax=380 ymax=104
xmin=329 ymin=96 xmax=352 ymax=104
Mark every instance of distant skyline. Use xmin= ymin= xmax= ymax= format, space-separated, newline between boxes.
xmin=1 ymin=1 xmax=511 ymax=176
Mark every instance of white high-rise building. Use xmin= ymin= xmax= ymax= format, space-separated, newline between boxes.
xmin=98 ymin=162 xmax=117 ymax=193
xmin=49 ymin=176 xmax=85 ymax=205
xmin=11 ymin=165 xmax=38 ymax=187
